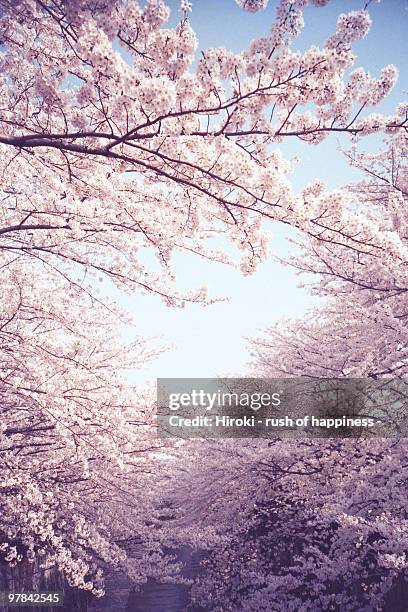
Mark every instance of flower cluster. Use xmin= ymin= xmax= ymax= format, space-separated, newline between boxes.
xmin=236 ymin=0 xmax=269 ymax=12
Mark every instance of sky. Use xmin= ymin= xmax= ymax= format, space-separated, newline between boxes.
xmin=122 ymin=0 xmax=408 ymax=384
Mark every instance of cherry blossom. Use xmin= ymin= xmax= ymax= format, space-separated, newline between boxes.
xmin=0 ymin=0 xmax=406 ymax=601
xmin=236 ymin=0 xmax=269 ymax=12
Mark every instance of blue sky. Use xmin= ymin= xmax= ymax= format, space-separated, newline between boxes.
xmin=124 ymin=0 xmax=407 ymax=383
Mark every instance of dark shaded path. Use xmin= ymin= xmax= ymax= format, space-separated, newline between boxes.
xmin=89 ymin=547 xmax=206 ymax=612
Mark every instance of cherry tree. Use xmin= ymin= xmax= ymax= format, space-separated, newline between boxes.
xmin=0 ymin=0 xmax=404 ymax=285
xmin=251 ymin=131 xmax=408 ymax=379
xmin=168 ymin=436 xmax=408 ymax=611
xmin=0 ymin=0 xmax=406 ymax=600
xmin=0 ymin=257 xmax=177 ymax=593
xmin=157 ymin=64 xmax=408 ymax=612
xmin=177 ymin=129 xmax=408 ymax=611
